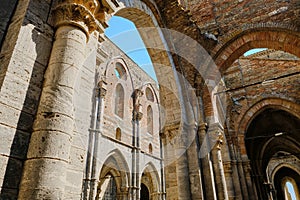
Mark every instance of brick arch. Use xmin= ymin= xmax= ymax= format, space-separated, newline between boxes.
xmin=238 ymin=98 xmax=300 ymax=136
xmin=109 ymin=0 xmax=183 ymax=127
xmin=212 ymin=27 xmax=300 ymax=73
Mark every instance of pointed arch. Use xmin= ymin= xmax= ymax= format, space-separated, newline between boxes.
xmin=140 ymin=162 xmax=161 ymax=196
xmin=96 ymin=149 xmax=130 ymax=199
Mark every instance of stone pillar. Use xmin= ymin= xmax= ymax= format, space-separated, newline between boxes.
xmin=210 ymin=130 xmax=229 ymax=200
xmin=227 ymin=133 xmax=243 ymax=199
xmin=198 ymin=123 xmax=217 ymax=200
xmin=18 ymin=1 xmax=105 ymax=199
xmin=175 ymin=131 xmax=192 ymax=200
xmin=132 ymin=89 xmax=143 ymax=199
xmin=185 ymin=123 xmax=204 ymax=200
xmin=89 ymin=80 xmax=107 ymax=199
xmin=243 ymin=160 xmax=257 ymax=200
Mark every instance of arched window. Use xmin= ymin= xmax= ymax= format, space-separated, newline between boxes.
xmin=147 ymin=105 xmax=153 ymax=134
xmin=116 ymin=128 xmax=121 ymax=141
xmin=149 ymin=143 xmax=153 ymax=154
xmin=283 ymin=178 xmax=299 ymax=200
xmin=115 ymin=84 xmax=124 ymax=118
xmin=115 ymin=62 xmax=127 ymax=80
xmin=145 ymin=87 xmax=154 ymax=102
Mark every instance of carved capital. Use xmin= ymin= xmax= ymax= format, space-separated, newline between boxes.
xmin=53 ymin=0 xmax=116 ymax=37
xmin=213 ymin=131 xmax=224 ymax=150
xmin=97 ymin=80 xmax=107 ymax=97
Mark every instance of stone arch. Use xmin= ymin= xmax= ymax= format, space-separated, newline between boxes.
xmin=101 ymin=57 xmax=135 ymax=123
xmin=270 ymin=162 xmax=300 ymax=184
xmin=108 ymin=0 xmax=182 ymax=128
xmin=201 ymin=27 xmax=300 ymax=122
xmin=103 ymin=57 xmax=134 ymax=88
xmin=96 ymin=149 xmax=130 ymax=199
xmin=239 ymin=98 xmax=300 ymax=199
xmin=273 ymin=167 xmax=300 ymax=200
xmin=140 ymin=162 xmax=161 ymax=199
xmin=238 ymin=98 xmax=300 ymax=136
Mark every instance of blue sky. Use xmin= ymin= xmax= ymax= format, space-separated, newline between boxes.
xmin=105 ymin=16 xmax=267 ymax=82
xmin=244 ymin=48 xmax=267 ymax=56
xmin=105 ymin=16 xmax=157 ymax=82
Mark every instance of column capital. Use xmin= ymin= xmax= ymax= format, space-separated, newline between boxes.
xmin=53 ymin=0 xmax=116 ymax=38
xmin=97 ymin=80 xmax=107 ymax=97
xmin=214 ymin=131 xmax=224 ymax=150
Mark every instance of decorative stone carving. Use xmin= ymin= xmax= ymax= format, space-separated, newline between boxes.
xmin=53 ymin=0 xmax=116 ymax=37
xmin=97 ymin=80 xmax=107 ymax=97
xmin=133 ymin=89 xmax=144 ymax=121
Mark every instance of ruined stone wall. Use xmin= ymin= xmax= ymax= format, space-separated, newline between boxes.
xmin=0 ymin=0 xmax=53 ymax=198
xmin=99 ymin=38 xmax=160 ymax=156
xmin=223 ymin=50 xmax=300 ymax=155
xmin=187 ymin=0 xmax=300 ymax=37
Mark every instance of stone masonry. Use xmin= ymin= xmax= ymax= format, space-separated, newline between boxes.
xmin=0 ymin=0 xmax=299 ymax=200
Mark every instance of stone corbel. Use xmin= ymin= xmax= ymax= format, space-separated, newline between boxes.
xmin=97 ymin=79 xmax=107 ymax=97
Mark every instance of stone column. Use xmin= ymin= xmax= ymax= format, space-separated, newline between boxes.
xmin=198 ymin=123 xmax=217 ymax=200
xmin=175 ymin=132 xmax=192 ymax=200
xmin=132 ymin=89 xmax=143 ymax=199
xmin=89 ymin=80 xmax=107 ymax=199
xmin=185 ymin=123 xmax=204 ymax=200
xmin=18 ymin=1 xmax=105 ymax=199
xmin=210 ymin=130 xmax=229 ymax=200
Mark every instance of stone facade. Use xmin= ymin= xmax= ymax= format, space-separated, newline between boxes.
xmin=0 ymin=0 xmax=299 ymax=200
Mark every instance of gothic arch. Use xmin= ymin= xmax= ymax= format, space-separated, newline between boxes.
xmin=271 ymin=162 xmax=300 ymax=183
xmin=239 ymin=98 xmax=300 ymax=199
xmin=200 ymin=27 xmax=300 ymax=122
xmin=107 ymin=0 xmax=183 ymax=128
xmin=238 ymin=98 xmax=300 ymax=135
xmin=140 ymin=162 xmax=161 ymax=199
xmin=96 ymin=149 xmax=130 ymax=199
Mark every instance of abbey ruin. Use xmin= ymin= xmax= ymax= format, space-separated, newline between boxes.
xmin=0 ymin=0 xmax=299 ymax=199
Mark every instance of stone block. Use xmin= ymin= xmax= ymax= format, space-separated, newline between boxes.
xmin=0 ymin=124 xmax=30 ymax=159
xmin=27 ymin=130 xmax=71 ymax=161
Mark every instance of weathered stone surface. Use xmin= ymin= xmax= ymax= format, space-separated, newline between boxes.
xmin=0 ymin=0 xmax=299 ymax=200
